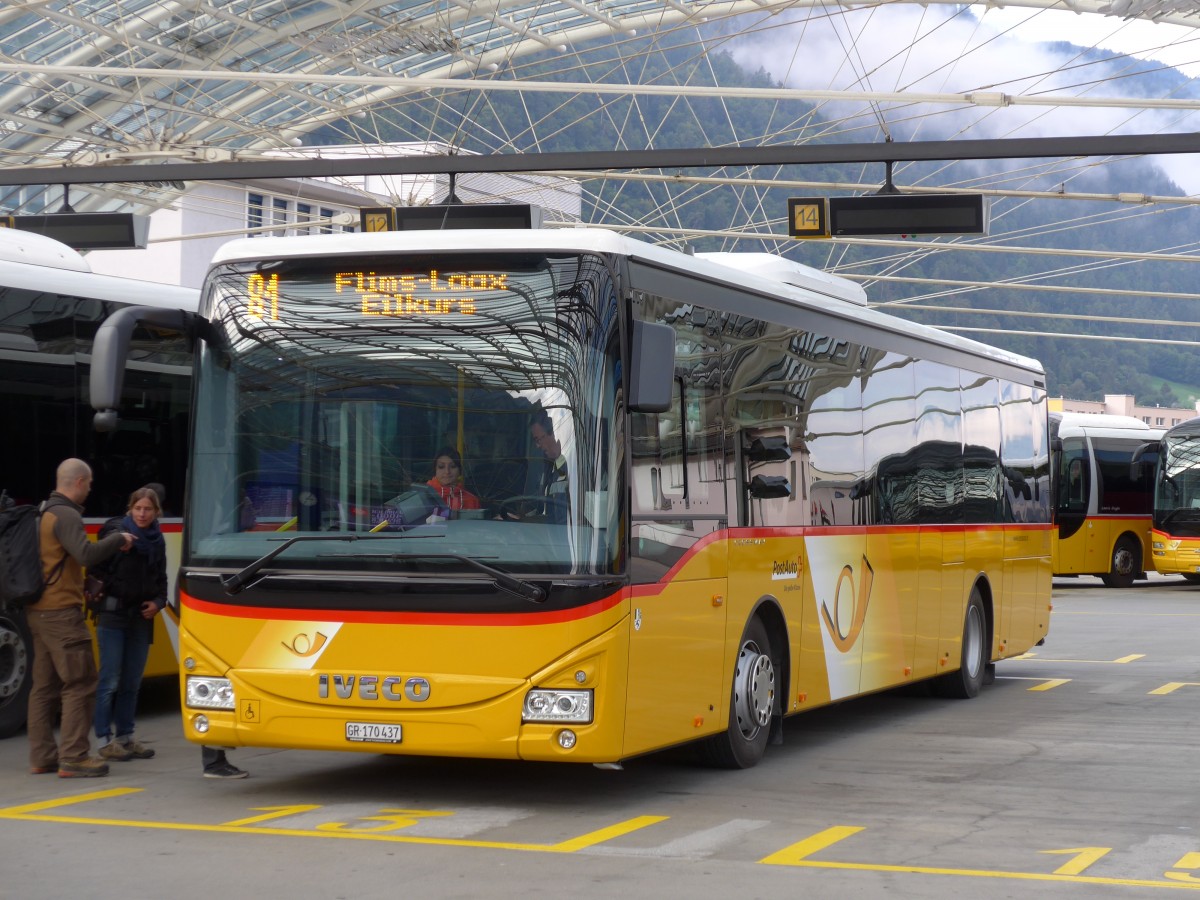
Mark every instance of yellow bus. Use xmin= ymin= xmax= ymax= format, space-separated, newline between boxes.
xmin=1148 ymin=416 xmax=1200 ymax=581
xmin=1050 ymin=412 xmax=1162 ymax=587
xmin=0 ymin=227 xmax=196 ymax=737
xmin=93 ymin=228 xmax=1052 ymax=768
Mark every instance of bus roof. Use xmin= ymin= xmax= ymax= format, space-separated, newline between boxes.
xmin=209 ymin=228 xmax=1043 ymax=377
xmin=1052 ymin=411 xmax=1164 ymax=439
xmin=1162 ymin=416 xmax=1200 ymax=437
xmin=0 ymin=228 xmax=198 ymax=311
xmin=0 ymin=227 xmax=90 ymax=271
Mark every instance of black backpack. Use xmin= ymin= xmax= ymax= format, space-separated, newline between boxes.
xmin=0 ymin=491 xmax=66 ymax=607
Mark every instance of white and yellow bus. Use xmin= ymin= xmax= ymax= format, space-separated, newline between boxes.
xmin=1050 ymin=412 xmax=1162 ymax=587
xmin=0 ymin=227 xmax=197 ymax=737
xmin=93 ymin=228 xmax=1053 ymax=768
xmin=1148 ymin=416 xmax=1200 ymax=581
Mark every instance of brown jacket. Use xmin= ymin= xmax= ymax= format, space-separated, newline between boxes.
xmin=33 ymin=492 xmax=125 ymax=611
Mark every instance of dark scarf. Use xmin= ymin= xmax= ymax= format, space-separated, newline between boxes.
xmin=122 ymin=513 xmax=165 ymax=568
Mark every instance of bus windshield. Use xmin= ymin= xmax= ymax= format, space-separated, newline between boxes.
xmin=1155 ymin=431 xmax=1200 ymax=534
xmin=188 ymin=251 xmax=623 ymax=577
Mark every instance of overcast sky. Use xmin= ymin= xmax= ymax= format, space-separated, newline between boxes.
xmin=724 ymin=5 xmax=1200 ymax=194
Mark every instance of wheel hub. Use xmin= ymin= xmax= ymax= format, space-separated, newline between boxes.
xmin=1113 ymin=548 xmax=1134 ymax=576
xmin=0 ymin=617 xmax=26 ymax=702
xmin=733 ymin=640 xmax=774 ymax=739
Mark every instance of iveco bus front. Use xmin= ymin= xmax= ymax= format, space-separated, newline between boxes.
xmin=1150 ymin=416 xmax=1200 ymax=582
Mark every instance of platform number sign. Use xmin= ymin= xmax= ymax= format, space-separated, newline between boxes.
xmin=788 ymin=197 xmax=830 ymax=239
xmin=359 ymin=207 xmax=396 ymax=233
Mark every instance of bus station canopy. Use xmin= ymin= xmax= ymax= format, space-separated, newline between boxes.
xmin=0 ymin=0 xmax=1196 ymax=216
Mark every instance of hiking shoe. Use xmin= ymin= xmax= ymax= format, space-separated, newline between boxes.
xmin=99 ymin=741 xmax=134 ymax=762
xmin=29 ymin=764 xmax=56 ymax=774
xmin=121 ymin=739 xmax=155 ymax=760
xmin=203 ymin=761 xmax=248 ymax=779
xmin=58 ymin=757 xmax=110 ymax=778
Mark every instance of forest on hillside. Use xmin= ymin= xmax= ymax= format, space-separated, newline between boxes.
xmin=310 ymin=32 xmax=1200 ymax=405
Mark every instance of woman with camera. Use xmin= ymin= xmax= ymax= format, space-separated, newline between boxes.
xmin=90 ymin=485 xmax=167 ymax=762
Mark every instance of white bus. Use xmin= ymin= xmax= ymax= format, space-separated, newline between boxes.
xmin=1050 ymin=412 xmax=1162 ymax=587
xmin=0 ymin=227 xmax=197 ymax=737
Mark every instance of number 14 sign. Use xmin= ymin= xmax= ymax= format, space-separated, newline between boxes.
xmin=787 ymin=197 xmax=830 ymax=239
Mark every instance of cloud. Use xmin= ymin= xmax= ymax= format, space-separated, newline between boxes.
xmin=723 ymin=5 xmax=1200 ymax=192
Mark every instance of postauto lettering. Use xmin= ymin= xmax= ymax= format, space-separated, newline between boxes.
xmin=318 ymin=674 xmax=431 ymax=702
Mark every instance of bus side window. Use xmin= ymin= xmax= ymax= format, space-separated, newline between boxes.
xmin=1068 ymin=459 xmax=1084 ymax=504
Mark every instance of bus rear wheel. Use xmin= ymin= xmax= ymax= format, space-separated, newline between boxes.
xmin=698 ymin=616 xmax=775 ymax=769
xmin=0 ymin=606 xmax=31 ymax=738
xmin=1101 ymin=537 xmax=1140 ymax=589
xmin=933 ymin=589 xmax=987 ymax=699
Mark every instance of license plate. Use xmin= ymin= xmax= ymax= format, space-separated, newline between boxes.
xmin=345 ymin=721 xmax=402 ymax=744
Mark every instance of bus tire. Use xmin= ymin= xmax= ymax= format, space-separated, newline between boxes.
xmin=698 ymin=616 xmax=775 ymax=769
xmin=0 ymin=605 xmax=32 ymax=738
xmin=933 ymin=588 xmax=987 ymax=700
xmin=1182 ymin=573 xmax=1200 ymax=585
xmin=1100 ymin=536 xmax=1140 ymax=589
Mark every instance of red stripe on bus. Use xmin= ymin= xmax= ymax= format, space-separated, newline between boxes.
xmin=181 ymin=590 xmax=626 ymax=626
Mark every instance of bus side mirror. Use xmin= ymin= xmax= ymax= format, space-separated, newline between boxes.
xmin=628 ymin=320 xmax=675 ymax=413
xmin=749 ymin=475 xmax=791 ymax=499
xmin=1129 ymin=441 xmax=1160 ymax=481
xmin=91 ymin=306 xmax=197 ymax=432
xmin=747 ymin=436 xmax=791 ymax=462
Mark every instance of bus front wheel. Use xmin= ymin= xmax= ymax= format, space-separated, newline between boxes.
xmin=0 ymin=606 xmax=31 ymax=738
xmin=698 ymin=616 xmax=775 ymax=769
xmin=1101 ymin=536 xmax=1140 ymax=589
xmin=933 ymin=589 xmax=988 ymax=699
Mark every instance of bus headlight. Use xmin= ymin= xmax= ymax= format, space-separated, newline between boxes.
xmin=522 ymin=689 xmax=593 ymax=724
xmin=186 ymin=676 xmax=235 ymax=710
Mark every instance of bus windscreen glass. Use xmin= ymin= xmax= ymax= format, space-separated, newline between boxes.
xmin=189 ymin=252 xmax=624 ymax=577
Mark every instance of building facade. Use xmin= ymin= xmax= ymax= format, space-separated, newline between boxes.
xmin=1050 ymin=394 xmax=1200 ymax=428
xmin=84 ymin=143 xmax=582 ymax=289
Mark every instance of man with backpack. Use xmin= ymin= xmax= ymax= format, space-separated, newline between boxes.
xmin=27 ymin=458 xmax=133 ymax=778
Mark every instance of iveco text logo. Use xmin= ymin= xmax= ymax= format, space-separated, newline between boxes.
xmin=318 ymin=674 xmax=431 ymax=702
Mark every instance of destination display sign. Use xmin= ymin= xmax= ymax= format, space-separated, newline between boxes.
xmin=243 ymin=269 xmax=509 ymax=320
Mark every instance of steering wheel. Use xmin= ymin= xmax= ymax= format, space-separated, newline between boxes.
xmin=493 ymin=495 xmax=568 ymax=521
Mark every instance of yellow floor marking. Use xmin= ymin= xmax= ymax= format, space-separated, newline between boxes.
xmin=549 ymin=816 xmax=670 ymax=852
xmin=222 ymin=805 xmax=322 ymax=827
xmin=1027 ymin=678 xmax=1071 ymax=692
xmin=769 ymin=858 xmax=1200 ymax=889
xmin=762 ymin=828 xmax=1200 ymax=890
xmin=759 ymin=826 xmax=864 ymax=865
xmin=0 ymin=788 xmax=141 ymax=816
xmin=0 ymin=788 xmax=665 ymax=854
xmin=1042 ymin=846 xmax=1112 ymax=875
xmin=1009 ymin=653 xmax=1144 ymax=664
xmin=1149 ymin=682 xmax=1200 ymax=696
xmin=316 ymin=809 xmax=454 ymax=832
xmin=1167 ymin=852 xmax=1200 ymax=883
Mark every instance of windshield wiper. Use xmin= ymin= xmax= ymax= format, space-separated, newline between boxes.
xmin=342 ymin=552 xmax=546 ymax=603
xmin=221 ymin=532 xmax=443 ymax=595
